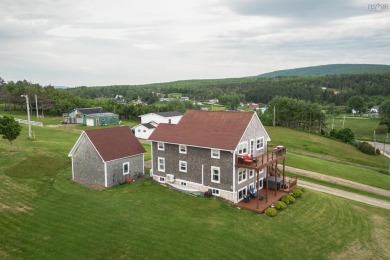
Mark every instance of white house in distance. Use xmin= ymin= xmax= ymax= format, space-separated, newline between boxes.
xmin=132 ymin=111 xmax=183 ymax=139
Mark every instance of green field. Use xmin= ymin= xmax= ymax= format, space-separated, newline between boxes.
xmin=327 ymin=115 xmax=387 ymax=142
xmin=266 ymin=127 xmax=390 ymax=190
xmin=0 ymin=118 xmax=390 ymax=258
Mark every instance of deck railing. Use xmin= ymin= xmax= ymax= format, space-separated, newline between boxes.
xmin=236 ymin=145 xmax=286 ymax=169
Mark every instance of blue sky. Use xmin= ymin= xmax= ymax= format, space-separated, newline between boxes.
xmin=0 ymin=0 xmax=389 ymax=87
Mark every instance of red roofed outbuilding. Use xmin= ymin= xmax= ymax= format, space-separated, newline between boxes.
xmin=69 ymin=126 xmax=145 ymax=188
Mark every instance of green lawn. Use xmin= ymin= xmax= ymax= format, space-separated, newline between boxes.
xmin=0 ymin=121 xmax=390 ymax=258
xmin=327 ymin=115 xmax=387 ymax=142
xmin=266 ymin=126 xmax=390 ymax=190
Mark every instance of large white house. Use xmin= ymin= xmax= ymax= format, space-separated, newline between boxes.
xmin=132 ymin=111 xmax=183 ymax=139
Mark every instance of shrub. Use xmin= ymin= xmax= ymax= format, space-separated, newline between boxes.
xmin=291 ymin=188 xmax=303 ymax=198
xmin=281 ymin=194 xmax=295 ymax=205
xmin=274 ymin=201 xmax=287 ymax=210
xmin=265 ymin=207 xmax=277 ymax=217
xmin=296 ymin=187 xmax=305 ymax=193
xmin=355 ymin=141 xmax=377 ymax=155
xmin=329 ymin=128 xmax=355 ymax=143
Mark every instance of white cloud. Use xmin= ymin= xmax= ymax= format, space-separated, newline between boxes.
xmin=0 ymin=0 xmax=389 ymax=86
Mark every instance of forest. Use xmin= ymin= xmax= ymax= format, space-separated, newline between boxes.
xmin=0 ymin=72 xmax=389 ymax=133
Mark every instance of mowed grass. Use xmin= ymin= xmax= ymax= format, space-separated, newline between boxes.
xmin=0 ymin=119 xmax=389 ymax=258
xmin=1 ymin=167 xmax=390 ymax=259
xmin=266 ymin=127 xmax=390 ymax=190
xmin=327 ymin=115 xmax=386 ymax=141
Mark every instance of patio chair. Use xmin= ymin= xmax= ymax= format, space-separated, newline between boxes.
xmin=249 ymin=187 xmax=257 ymax=198
xmin=243 ymin=194 xmax=250 ymax=202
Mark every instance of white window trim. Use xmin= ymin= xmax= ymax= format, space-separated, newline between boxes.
xmin=211 ymin=149 xmax=220 ymax=159
xmin=237 ymin=187 xmax=247 ymax=201
xmin=212 ymin=188 xmax=220 ymax=196
xmin=249 ymin=169 xmax=254 ymax=179
xmin=123 ymin=162 xmax=130 ymax=175
xmin=179 ymin=145 xmax=187 ymax=154
xmin=211 ymin=166 xmax=220 ymax=184
xmin=157 ymin=142 xmax=164 ymax=151
xmin=258 ymin=177 xmax=264 ymax=189
xmin=256 ymin=137 xmax=264 ymax=150
xmin=249 ymin=182 xmax=255 ymax=190
xmin=179 ymin=160 xmax=187 ymax=172
xmin=238 ymin=141 xmax=248 ymax=155
xmin=158 ymin=157 xmax=165 ymax=172
xmin=238 ymin=168 xmax=247 ymax=184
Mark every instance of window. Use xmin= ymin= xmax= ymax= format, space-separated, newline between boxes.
xmin=180 ymin=181 xmax=187 ymax=186
xmin=138 ymin=129 xmax=141 ymax=132
xmin=256 ymin=137 xmax=264 ymax=150
xmin=143 ymin=130 xmax=146 ymax=132
xmin=258 ymin=178 xmax=264 ymax=189
xmin=249 ymin=169 xmax=254 ymax=179
xmin=211 ymin=149 xmax=220 ymax=159
xmin=238 ymin=187 xmax=247 ymax=201
xmin=179 ymin=145 xmax=187 ymax=154
xmin=237 ymin=142 xmax=248 ymax=155
xmin=249 ymin=182 xmax=255 ymax=190
xmin=211 ymin=166 xmax=220 ymax=183
xmin=212 ymin=189 xmax=220 ymax=196
xmin=123 ymin=162 xmax=129 ymax=175
xmin=159 ymin=177 xmax=165 ymax=183
xmin=157 ymin=142 xmax=164 ymax=151
xmin=168 ymin=119 xmax=172 ymax=124
xmin=238 ymin=168 xmax=247 ymax=183
xmin=179 ymin=161 xmax=187 ymax=172
xmin=158 ymin=157 xmax=165 ymax=172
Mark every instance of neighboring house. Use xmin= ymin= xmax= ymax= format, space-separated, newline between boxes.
xmin=209 ymin=99 xmax=219 ymax=104
xmin=64 ymin=107 xmax=120 ymax=126
xmin=148 ymin=110 xmax=295 ymax=204
xmin=68 ymin=126 xmax=145 ymax=188
xmin=181 ymin=97 xmax=190 ymax=101
xmin=133 ymin=111 xmax=183 ymax=139
xmin=132 ymin=122 xmax=158 ymax=139
xmin=248 ymin=103 xmax=259 ymax=110
xmin=370 ymin=106 xmax=379 ymax=113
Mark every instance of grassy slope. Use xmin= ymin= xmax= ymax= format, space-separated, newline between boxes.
xmin=266 ymin=127 xmax=390 ymax=190
xmin=328 ymin=115 xmax=387 ymax=141
xmin=0 ymin=121 xmax=389 ymax=258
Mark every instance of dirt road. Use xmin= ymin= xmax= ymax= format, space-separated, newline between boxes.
xmin=285 ymin=166 xmax=390 ymax=197
xmin=299 ymin=180 xmax=390 ymax=209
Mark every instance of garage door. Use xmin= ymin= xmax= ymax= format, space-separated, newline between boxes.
xmin=86 ymin=118 xmax=94 ymax=126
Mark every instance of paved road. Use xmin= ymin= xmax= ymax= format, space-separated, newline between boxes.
xmin=367 ymin=141 xmax=390 ymax=158
xmin=299 ymin=180 xmax=390 ymax=210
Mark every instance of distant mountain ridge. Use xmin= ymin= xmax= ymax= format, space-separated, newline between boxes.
xmin=258 ymin=64 xmax=390 ymax=78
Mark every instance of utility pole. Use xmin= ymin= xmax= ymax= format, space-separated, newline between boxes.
xmin=35 ymin=94 xmax=38 ymax=119
xmin=273 ymin=106 xmax=276 ymax=127
xmin=21 ymin=95 xmax=32 ymax=139
xmin=373 ymin=130 xmax=376 ymax=151
xmin=332 ymin=118 xmax=334 ymax=130
xmin=342 ymin=115 xmax=345 ymax=128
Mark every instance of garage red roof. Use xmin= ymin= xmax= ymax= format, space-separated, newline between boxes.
xmin=84 ymin=126 xmax=145 ymax=161
xmin=148 ymin=110 xmax=255 ymax=150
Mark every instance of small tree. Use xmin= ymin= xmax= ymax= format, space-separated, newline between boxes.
xmin=347 ymin=96 xmax=365 ymax=115
xmin=0 ymin=115 xmax=22 ymax=150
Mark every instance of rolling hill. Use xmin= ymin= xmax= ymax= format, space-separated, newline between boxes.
xmin=258 ymin=64 xmax=390 ymax=78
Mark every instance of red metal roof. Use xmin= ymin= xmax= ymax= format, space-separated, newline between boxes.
xmin=149 ymin=110 xmax=255 ymax=150
xmin=85 ymin=126 xmax=145 ymax=161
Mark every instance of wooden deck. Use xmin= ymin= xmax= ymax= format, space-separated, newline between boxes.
xmin=236 ymin=188 xmax=290 ymax=214
xmin=236 ymin=145 xmax=286 ymax=170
